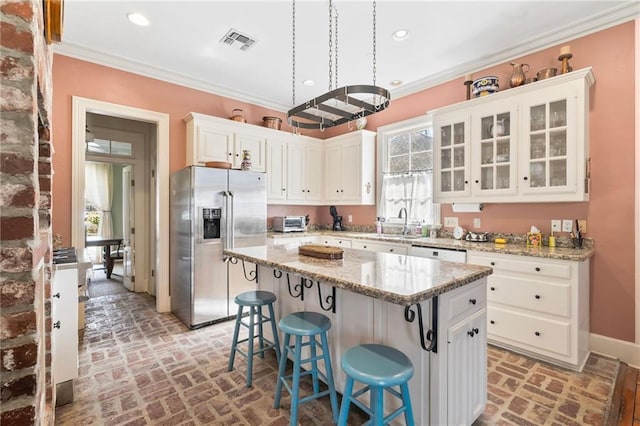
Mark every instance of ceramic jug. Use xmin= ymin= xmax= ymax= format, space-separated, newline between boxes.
xmin=509 ymin=62 xmax=530 ymax=88
xmin=241 ymin=150 xmax=252 ymax=171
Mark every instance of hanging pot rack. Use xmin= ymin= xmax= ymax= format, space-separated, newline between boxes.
xmin=287 ymin=0 xmax=390 ymax=131
xmin=287 ymin=84 xmax=390 ymax=129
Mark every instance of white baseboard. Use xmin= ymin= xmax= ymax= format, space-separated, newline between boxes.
xmin=590 ymin=333 xmax=640 ymax=368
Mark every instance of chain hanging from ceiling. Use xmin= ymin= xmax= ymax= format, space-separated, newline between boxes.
xmin=287 ymin=0 xmax=390 ymax=131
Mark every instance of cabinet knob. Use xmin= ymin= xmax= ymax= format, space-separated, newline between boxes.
xmin=473 ymin=327 xmax=479 ymax=334
xmin=490 ymin=261 xmax=495 ymax=266
xmin=474 ymin=179 xmax=479 ymax=184
xmin=389 ymin=249 xmax=394 ymax=252
xmin=469 ymin=298 xmax=477 ymax=305
xmin=535 ymin=294 xmax=541 ymax=299
xmin=523 ymin=176 xmax=528 ymax=181
xmin=535 ymin=267 xmax=541 ymax=272
xmin=282 ymin=188 xmax=286 ymax=191
xmin=235 ymin=153 xmax=239 ymax=157
xmin=464 ymin=180 xmax=469 ymax=184
xmin=53 ymin=292 xmax=61 ymax=298
xmin=340 ymin=189 xmax=344 ymax=192
xmin=363 ymin=245 xmax=367 ymax=249
xmin=490 ymin=287 xmax=495 ymax=291
xmin=467 ymin=329 xmax=475 ymax=337
xmin=53 ymin=321 xmax=61 ymax=329
xmin=490 ymin=320 xmax=495 ymax=325
xmin=535 ymin=331 xmax=541 ymax=336
xmin=228 ymin=153 xmax=233 ymax=156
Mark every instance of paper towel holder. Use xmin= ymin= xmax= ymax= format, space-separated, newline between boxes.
xmin=452 ymin=202 xmax=484 ymax=213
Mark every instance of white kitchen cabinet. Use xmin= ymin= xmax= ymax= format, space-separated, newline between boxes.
xmin=319 ymin=237 xmax=352 ymax=248
xmin=266 ymin=137 xmax=289 ymax=202
xmin=433 ymin=110 xmax=471 ymax=200
xmin=268 ymin=235 xmax=318 ymax=247
xmin=52 ymin=264 xmax=79 ymax=385
xmin=323 ymin=130 xmax=376 ymax=205
xmin=432 ymin=68 xmax=594 ymax=203
xmin=467 ymin=250 xmax=590 ymax=371
xmin=184 ymin=112 xmax=266 ymax=172
xmin=285 ymin=137 xmax=323 ymax=204
xmin=351 ymin=239 xmax=408 ymax=254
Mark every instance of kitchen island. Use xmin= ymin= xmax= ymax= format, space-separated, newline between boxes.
xmin=224 ymin=244 xmax=493 ymax=425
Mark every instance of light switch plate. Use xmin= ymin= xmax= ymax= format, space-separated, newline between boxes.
xmin=348 ymin=215 xmax=353 ymax=223
xmin=473 ymin=218 xmax=481 ymax=228
xmin=562 ymin=220 xmax=573 ymax=232
xmin=551 ymin=220 xmax=561 ymax=232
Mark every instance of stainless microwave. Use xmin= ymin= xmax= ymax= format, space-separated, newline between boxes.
xmin=272 ymin=216 xmax=306 ymax=233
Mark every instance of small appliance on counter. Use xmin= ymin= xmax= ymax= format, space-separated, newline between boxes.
xmin=329 ymin=206 xmax=343 ymax=231
xmin=272 ymin=216 xmax=306 ymax=233
xmin=465 ymin=231 xmax=489 ymax=242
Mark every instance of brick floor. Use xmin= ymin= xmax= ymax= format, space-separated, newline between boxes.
xmin=56 ymin=287 xmax=620 ymax=425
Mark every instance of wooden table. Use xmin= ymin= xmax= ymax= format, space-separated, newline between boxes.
xmin=85 ymin=236 xmax=123 ymax=279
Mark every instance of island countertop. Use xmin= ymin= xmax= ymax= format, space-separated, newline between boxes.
xmin=224 ymin=245 xmax=493 ymax=306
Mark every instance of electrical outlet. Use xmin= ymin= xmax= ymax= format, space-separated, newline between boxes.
xmin=551 ymin=220 xmax=561 ymax=232
xmin=348 ymin=215 xmax=353 ymax=223
xmin=473 ymin=218 xmax=481 ymax=228
xmin=562 ymin=219 xmax=573 ymax=233
xmin=578 ymin=219 xmax=587 ymax=233
xmin=444 ymin=217 xmax=458 ymax=227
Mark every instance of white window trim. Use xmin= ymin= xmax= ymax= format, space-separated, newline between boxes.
xmin=377 ymin=113 xmax=440 ymax=225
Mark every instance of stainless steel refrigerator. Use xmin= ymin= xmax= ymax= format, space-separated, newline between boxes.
xmin=170 ymin=166 xmax=266 ymax=329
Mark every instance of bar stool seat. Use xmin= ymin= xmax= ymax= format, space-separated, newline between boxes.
xmin=228 ymin=290 xmax=280 ymax=387
xmin=338 ymin=343 xmax=415 ymax=426
xmin=274 ymin=311 xmax=339 ymax=426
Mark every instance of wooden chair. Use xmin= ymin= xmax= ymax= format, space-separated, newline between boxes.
xmin=103 ymin=241 xmax=123 ymax=279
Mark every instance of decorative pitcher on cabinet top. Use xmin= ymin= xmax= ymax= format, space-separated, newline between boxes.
xmin=509 ymin=62 xmax=530 ymax=88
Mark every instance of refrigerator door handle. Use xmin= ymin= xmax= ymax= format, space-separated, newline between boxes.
xmin=228 ymin=190 xmax=235 ymax=249
xmin=222 ymin=191 xmax=230 ymax=252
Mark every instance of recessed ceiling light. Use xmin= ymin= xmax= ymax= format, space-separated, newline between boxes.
xmin=127 ymin=13 xmax=149 ymax=27
xmin=390 ymin=80 xmax=402 ymax=86
xmin=392 ymin=29 xmax=409 ymax=41
xmin=303 ymin=80 xmax=315 ymax=86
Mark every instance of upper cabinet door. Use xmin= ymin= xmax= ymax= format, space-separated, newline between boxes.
xmin=520 ymin=83 xmax=581 ymax=200
xmin=196 ymin=126 xmax=233 ymax=164
xmin=470 ymin=101 xmax=519 ymax=198
xmin=434 ymin=112 xmax=471 ymax=200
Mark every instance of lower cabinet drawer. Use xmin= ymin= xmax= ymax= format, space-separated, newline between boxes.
xmin=487 ymin=275 xmax=571 ymax=318
xmin=469 ymin=252 xmax=571 ymax=280
xmin=487 ymin=306 xmax=570 ymax=357
xmin=447 ymin=280 xmax=486 ymax=323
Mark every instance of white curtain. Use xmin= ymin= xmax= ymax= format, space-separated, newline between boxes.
xmin=85 ymin=163 xmax=114 ymax=261
xmin=379 ymin=171 xmax=439 ymax=224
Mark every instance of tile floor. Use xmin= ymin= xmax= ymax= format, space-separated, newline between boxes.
xmin=56 ymin=277 xmax=620 ymax=425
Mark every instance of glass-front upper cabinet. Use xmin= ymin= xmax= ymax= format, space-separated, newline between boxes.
xmin=521 ymin=85 xmax=578 ymax=197
xmin=434 ymin=111 xmax=471 ymax=200
xmin=470 ymin=102 xmax=518 ymax=198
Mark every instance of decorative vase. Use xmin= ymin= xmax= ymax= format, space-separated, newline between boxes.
xmin=241 ymin=150 xmax=252 ymax=171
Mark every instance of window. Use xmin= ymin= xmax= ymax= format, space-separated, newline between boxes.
xmin=378 ymin=115 xmax=440 ymax=226
xmin=86 ymin=138 xmax=133 ymax=156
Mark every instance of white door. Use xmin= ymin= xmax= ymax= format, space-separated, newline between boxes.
xmin=122 ymin=165 xmax=135 ymax=291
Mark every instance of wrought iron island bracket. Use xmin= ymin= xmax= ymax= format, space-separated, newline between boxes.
xmin=227 ymin=257 xmax=258 ymax=283
xmin=277 ymin=271 xmax=336 ymax=313
xmin=404 ymin=295 xmax=438 ymax=353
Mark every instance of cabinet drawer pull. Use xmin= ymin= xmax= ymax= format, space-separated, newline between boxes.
xmin=535 ymin=267 xmax=541 ymax=272
xmin=490 ymin=320 xmax=495 ymax=325
xmin=53 ymin=321 xmax=61 ymax=329
xmin=535 ymin=294 xmax=540 ymax=299
xmin=53 ymin=292 xmax=61 ymax=298
xmin=523 ymin=176 xmax=528 ymax=181
xmin=490 ymin=261 xmax=495 ymax=266
xmin=490 ymin=287 xmax=495 ymax=291
xmin=389 ymin=249 xmax=394 ymax=252
xmin=535 ymin=331 xmax=541 ymax=336
xmin=469 ymin=298 xmax=477 ymax=305
xmin=363 ymin=245 xmax=367 ymax=249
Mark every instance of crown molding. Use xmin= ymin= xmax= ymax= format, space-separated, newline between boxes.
xmin=54 ymin=2 xmax=638 ymax=110
xmin=390 ymin=1 xmax=639 ymax=100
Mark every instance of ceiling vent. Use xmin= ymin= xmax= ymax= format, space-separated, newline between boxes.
xmin=220 ymin=29 xmax=257 ymax=52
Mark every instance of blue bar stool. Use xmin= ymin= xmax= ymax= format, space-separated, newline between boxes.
xmin=274 ymin=311 xmax=339 ymax=426
xmin=338 ymin=344 xmax=415 ymax=426
xmin=228 ymin=290 xmax=280 ymax=387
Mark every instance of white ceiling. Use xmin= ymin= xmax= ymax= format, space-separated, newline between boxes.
xmin=56 ymin=1 xmax=638 ymax=112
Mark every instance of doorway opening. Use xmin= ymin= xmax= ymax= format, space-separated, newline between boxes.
xmin=71 ymin=97 xmax=170 ymax=312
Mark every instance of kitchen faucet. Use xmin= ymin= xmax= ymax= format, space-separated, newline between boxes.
xmin=398 ymin=207 xmax=409 ymax=236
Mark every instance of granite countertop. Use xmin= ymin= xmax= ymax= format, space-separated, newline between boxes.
xmin=268 ymin=231 xmax=594 ymax=262
xmin=224 ymin=245 xmax=493 ymax=306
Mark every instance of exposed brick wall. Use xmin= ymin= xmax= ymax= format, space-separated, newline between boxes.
xmin=1 ymin=1 xmax=54 ymax=425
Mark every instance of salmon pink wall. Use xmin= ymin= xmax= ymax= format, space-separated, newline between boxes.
xmin=52 ymin=22 xmax=635 ymax=343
